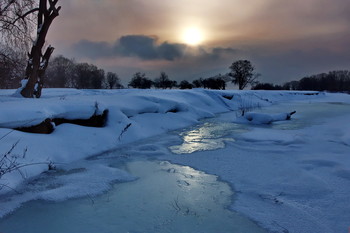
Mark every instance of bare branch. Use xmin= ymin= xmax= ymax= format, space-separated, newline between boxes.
xmin=0 ymin=0 xmax=36 ymax=49
xmin=11 ymin=7 xmax=39 ymax=25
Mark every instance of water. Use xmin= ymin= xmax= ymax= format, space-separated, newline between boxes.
xmin=0 ymin=160 xmax=266 ymax=233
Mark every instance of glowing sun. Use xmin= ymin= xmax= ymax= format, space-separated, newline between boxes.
xmin=182 ymin=27 xmax=204 ymax=46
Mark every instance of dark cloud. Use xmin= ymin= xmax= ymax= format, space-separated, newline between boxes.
xmin=117 ymin=35 xmax=188 ymax=61
xmin=72 ymin=35 xmax=237 ymax=62
xmin=118 ymin=35 xmax=159 ymax=59
xmin=73 ymin=35 xmax=187 ymax=61
xmin=158 ymin=42 xmax=187 ymax=61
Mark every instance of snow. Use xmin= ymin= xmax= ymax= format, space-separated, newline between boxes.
xmin=1 ymin=88 xmax=349 ymax=233
xmin=241 ymin=111 xmax=295 ymax=124
xmin=13 ymin=80 xmax=28 ymax=97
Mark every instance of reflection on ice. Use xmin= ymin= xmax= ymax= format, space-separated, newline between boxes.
xmin=170 ymin=122 xmax=246 ymax=154
xmin=0 ymin=160 xmax=266 ymax=233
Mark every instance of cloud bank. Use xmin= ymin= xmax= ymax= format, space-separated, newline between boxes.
xmin=73 ymin=35 xmax=187 ymax=61
xmin=72 ymin=35 xmax=238 ymax=62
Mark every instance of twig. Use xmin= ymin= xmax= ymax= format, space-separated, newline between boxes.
xmin=118 ymin=123 xmax=132 ymax=141
xmin=0 ymin=183 xmax=21 ymax=194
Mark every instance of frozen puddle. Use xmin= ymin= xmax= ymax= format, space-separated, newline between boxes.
xmin=0 ymin=159 xmax=266 ymax=233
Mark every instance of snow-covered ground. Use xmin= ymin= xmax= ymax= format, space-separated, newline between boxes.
xmin=1 ymin=88 xmax=350 ymax=233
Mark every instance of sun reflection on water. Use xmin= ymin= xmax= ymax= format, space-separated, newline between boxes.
xmin=170 ymin=122 xmax=245 ymax=154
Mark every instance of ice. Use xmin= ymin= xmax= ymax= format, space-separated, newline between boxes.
xmin=0 ymin=158 xmax=136 ymax=218
xmin=170 ymin=122 xmax=246 ymax=154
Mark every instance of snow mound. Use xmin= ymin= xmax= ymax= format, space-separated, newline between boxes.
xmin=242 ymin=111 xmax=296 ymax=124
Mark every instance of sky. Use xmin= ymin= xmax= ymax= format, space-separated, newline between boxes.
xmin=47 ymin=0 xmax=350 ymax=85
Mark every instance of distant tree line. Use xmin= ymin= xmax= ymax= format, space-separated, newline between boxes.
xmin=253 ymin=70 xmax=350 ymax=92
xmin=0 ymin=54 xmax=124 ymax=89
xmin=191 ymin=74 xmax=230 ymax=90
xmin=45 ymin=55 xmax=124 ymax=89
xmin=252 ymin=83 xmax=285 ymax=90
xmin=127 ymin=72 xmax=230 ymax=90
xmin=1 ymin=52 xmax=260 ymax=90
xmin=3 ymin=52 xmax=348 ymax=92
xmin=1 ymin=54 xmax=260 ymax=91
xmin=1 ymin=52 xmax=232 ymax=90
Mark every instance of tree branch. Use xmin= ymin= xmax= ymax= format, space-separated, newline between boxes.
xmin=11 ymin=7 xmax=39 ymax=25
xmin=0 ymin=0 xmax=16 ymax=16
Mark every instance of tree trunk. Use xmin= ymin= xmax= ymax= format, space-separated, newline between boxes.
xmin=20 ymin=0 xmax=61 ymax=98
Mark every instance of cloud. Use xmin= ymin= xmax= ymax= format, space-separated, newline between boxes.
xmin=117 ymin=35 xmax=158 ymax=59
xmin=117 ymin=35 xmax=186 ymax=60
xmin=158 ymin=42 xmax=187 ymax=61
xmin=72 ymin=35 xmax=187 ymax=61
xmin=72 ymin=35 xmax=237 ymax=62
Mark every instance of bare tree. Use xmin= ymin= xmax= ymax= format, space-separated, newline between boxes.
xmin=20 ymin=0 xmax=61 ymax=98
xmin=229 ymin=60 xmax=259 ymax=90
xmin=153 ymin=72 xmax=176 ymax=89
xmin=128 ymin=72 xmax=153 ymax=89
xmin=106 ymin=72 xmax=121 ymax=89
xmin=44 ymin=55 xmax=76 ymax=88
xmin=1 ymin=0 xmax=61 ymax=98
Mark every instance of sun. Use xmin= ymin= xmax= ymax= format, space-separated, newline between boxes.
xmin=182 ymin=27 xmax=204 ymax=46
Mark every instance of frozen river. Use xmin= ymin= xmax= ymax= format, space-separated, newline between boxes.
xmin=0 ymin=119 xmax=266 ymax=232
xmin=0 ymin=159 xmax=266 ymax=233
xmin=1 ymin=99 xmax=350 ymax=233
